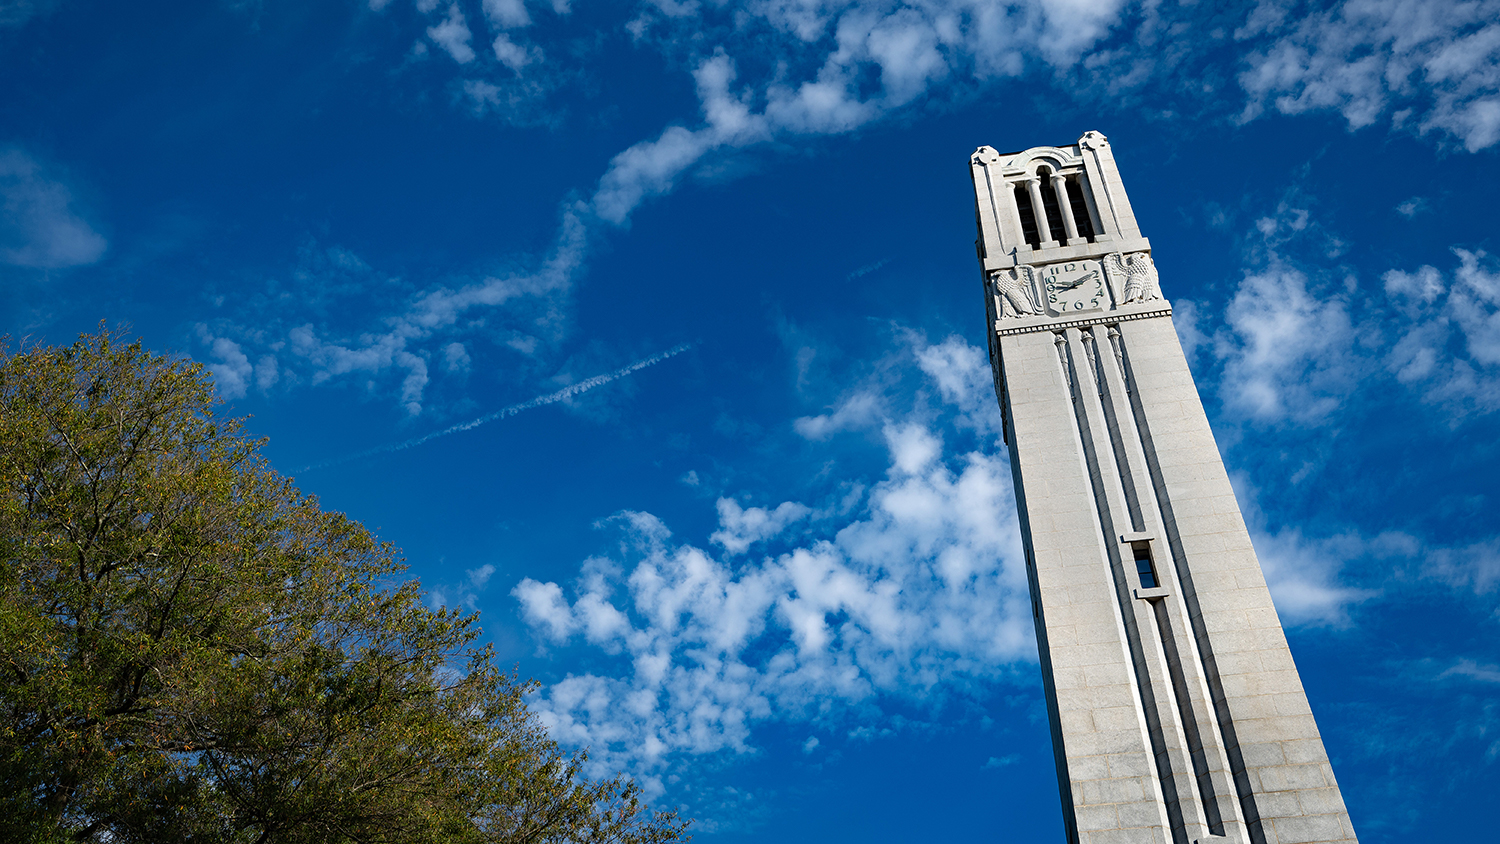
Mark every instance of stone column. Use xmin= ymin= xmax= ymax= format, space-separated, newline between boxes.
xmin=1027 ymin=176 xmax=1059 ymax=248
xmin=1052 ymin=173 xmax=1081 ymax=244
xmin=1002 ymin=179 xmax=1026 ymax=255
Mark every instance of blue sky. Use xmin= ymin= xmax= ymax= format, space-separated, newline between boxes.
xmin=3 ymin=0 xmax=1499 ymax=840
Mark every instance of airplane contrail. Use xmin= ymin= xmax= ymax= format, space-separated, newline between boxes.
xmin=301 ymin=343 xmax=692 ymax=472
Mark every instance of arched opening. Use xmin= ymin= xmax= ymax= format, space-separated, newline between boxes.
xmin=1064 ymin=177 xmax=1097 ymax=241
xmin=1013 ymin=184 xmax=1042 ymax=248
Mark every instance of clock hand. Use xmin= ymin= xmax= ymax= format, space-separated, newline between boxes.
xmin=1051 ymin=270 xmax=1099 ymax=292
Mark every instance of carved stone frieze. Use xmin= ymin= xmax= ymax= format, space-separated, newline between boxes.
xmin=1106 ymin=251 xmax=1162 ymax=304
xmin=971 ymin=145 xmax=1001 ymax=166
xmin=989 ymin=264 xmax=1042 ymax=318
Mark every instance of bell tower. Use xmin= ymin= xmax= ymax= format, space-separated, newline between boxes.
xmin=970 ymin=132 xmax=1359 ymax=844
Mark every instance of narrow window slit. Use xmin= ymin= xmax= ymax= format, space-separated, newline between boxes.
xmin=1134 ymin=544 xmax=1159 ymax=589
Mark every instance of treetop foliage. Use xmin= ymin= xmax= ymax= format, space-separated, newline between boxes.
xmin=0 ymin=329 xmax=689 ymax=844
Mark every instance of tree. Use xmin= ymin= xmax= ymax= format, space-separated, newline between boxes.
xmin=0 ymin=330 xmax=688 ymax=844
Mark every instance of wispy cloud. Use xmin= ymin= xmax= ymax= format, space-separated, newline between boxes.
xmin=0 ymin=0 xmax=59 ymax=30
xmin=1384 ymin=249 xmax=1500 ymax=414
xmin=1248 ymin=524 xmax=1381 ymax=626
xmin=561 ymin=0 xmax=1500 ymax=239
xmin=302 ymin=343 xmax=691 ymax=471
xmin=225 ymin=1 xmax=1500 ymax=415
xmin=427 ymin=2 xmax=476 ymax=64
xmin=1237 ymin=0 xmax=1500 ymax=151
xmin=1200 ymin=198 xmax=1500 ymax=426
xmin=200 ymin=205 xmax=591 ymax=413
xmin=0 ymin=147 xmax=106 ymax=270
xmin=845 ymin=258 xmax=890 ymax=282
xmin=1439 ymin=658 xmax=1500 ymax=684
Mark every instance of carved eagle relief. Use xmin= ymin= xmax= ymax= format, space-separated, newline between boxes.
xmin=990 ymin=265 xmax=1042 ymax=318
xmin=1107 ymin=251 xmax=1162 ymax=304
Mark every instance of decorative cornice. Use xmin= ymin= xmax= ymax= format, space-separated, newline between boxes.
xmin=995 ymin=306 xmax=1173 ymax=336
xmin=982 ymin=236 xmax=1151 ymax=272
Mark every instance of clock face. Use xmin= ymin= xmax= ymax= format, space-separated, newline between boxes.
xmin=1041 ymin=260 xmax=1106 ymax=315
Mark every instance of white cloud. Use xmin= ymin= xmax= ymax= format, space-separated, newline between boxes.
xmin=915 ymin=335 xmax=1002 ymax=439
xmin=1395 ymin=197 xmax=1428 ymax=218
xmin=270 ymin=1 xmax=1500 ymax=412
xmin=442 ymin=341 xmax=471 ymax=372
xmin=483 ymin=0 xmax=530 ymax=29
xmin=469 ymin=562 xmax=496 ymax=588
xmin=1215 ymin=258 xmax=1357 ymax=423
xmin=428 ymin=2 xmax=476 ymax=64
xmin=793 ymin=391 xmax=882 ymax=440
xmin=1205 ymin=200 xmax=1500 ymax=422
xmin=1384 ymin=249 xmax=1500 ymax=412
xmin=514 ymin=578 xmax=575 ymax=638
xmin=1252 ymin=523 xmax=1500 ymax=623
xmin=1238 ymin=0 xmax=1500 ymax=150
xmin=491 ymin=33 xmax=538 ymax=71
xmin=196 ymin=324 xmax=278 ymax=399
xmin=710 ymin=498 xmax=811 ymax=555
xmin=512 ymin=338 xmax=1032 ymax=777
xmin=1172 ymin=299 xmax=1211 ymax=365
xmin=232 ymin=1 xmax=1500 ymax=420
xmin=1250 ymin=527 xmax=1378 ymax=626
xmin=397 ymin=350 xmax=428 ymax=415
xmin=1423 ymin=537 xmax=1500 ymax=595
xmin=0 ymin=147 xmax=106 ymax=269
xmin=205 ymin=335 xmax=253 ymax=399
xmin=590 ymin=53 xmax=772 ymax=224
xmin=254 ymin=354 xmax=279 ymax=390
xmin=430 ymin=562 xmax=502 ymax=611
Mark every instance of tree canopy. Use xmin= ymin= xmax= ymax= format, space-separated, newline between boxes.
xmin=0 ymin=330 xmax=688 ymax=844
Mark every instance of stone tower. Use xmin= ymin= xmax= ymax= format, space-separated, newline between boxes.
xmin=969 ymin=133 xmax=1358 ymax=844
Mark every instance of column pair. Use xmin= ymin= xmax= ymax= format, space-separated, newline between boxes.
xmin=1025 ymin=173 xmax=1083 ymax=246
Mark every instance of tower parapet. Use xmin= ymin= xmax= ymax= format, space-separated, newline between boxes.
xmin=972 ymin=132 xmax=1166 ymax=329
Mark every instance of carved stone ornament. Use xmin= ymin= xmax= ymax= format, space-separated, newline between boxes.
xmin=990 ymin=264 xmax=1043 ymax=318
xmin=1107 ymin=251 xmax=1162 ymax=304
xmin=1078 ymin=131 xmax=1109 ymax=151
xmin=971 ymin=145 xmax=1001 ymax=166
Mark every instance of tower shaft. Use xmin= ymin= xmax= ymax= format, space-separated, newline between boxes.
xmin=971 ymin=134 xmax=1357 ymax=844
